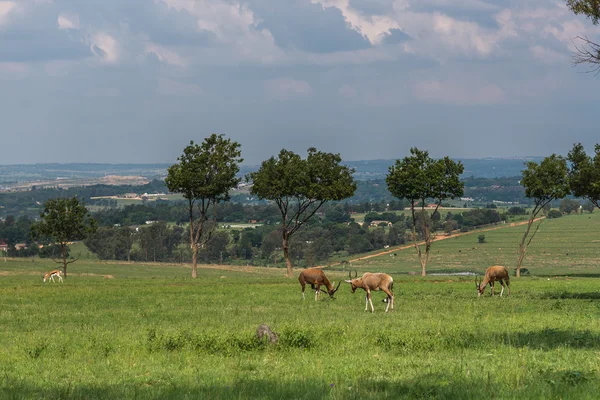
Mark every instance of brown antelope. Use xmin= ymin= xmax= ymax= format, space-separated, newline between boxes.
xmin=43 ymin=269 xmax=63 ymax=283
xmin=476 ymin=265 xmax=510 ymax=297
xmin=345 ymin=272 xmax=394 ymax=312
xmin=298 ymin=267 xmax=341 ymax=301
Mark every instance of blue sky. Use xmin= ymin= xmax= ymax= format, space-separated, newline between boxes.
xmin=0 ymin=0 xmax=598 ymax=165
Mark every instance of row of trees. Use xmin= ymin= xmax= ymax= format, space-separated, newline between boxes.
xmin=22 ymin=137 xmax=599 ymax=279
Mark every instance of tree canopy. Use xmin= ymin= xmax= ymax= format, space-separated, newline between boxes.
xmin=165 ymin=134 xmax=242 ymax=278
xmin=249 ymin=147 xmax=356 ymax=276
xmin=517 ymin=154 xmax=570 ymax=276
xmin=568 ymin=143 xmax=600 ymax=209
xmin=386 ymin=148 xmax=464 ymax=276
xmin=566 ymin=0 xmax=600 ymax=72
xmin=31 ymin=197 xmax=96 ymax=278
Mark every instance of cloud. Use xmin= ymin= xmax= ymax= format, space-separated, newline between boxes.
xmin=0 ymin=0 xmax=599 ymax=165
xmin=89 ymin=33 xmax=119 ymax=64
xmin=57 ymin=13 xmax=80 ymax=30
xmin=0 ymin=1 xmax=16 ymax=24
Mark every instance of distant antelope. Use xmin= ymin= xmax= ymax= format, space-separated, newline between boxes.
xmin=345 ymin=271 xmax=394 ymax=312
xmin=476 ymin=265 xmax=510 ymax=297
xmin=43 ymin=269 xmax=63 ymax=283
xmin=298 ymin=267 xmax=341 ymax=301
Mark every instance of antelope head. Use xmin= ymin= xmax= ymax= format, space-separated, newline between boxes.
xmin=344 ymin=270 xmax=360 ymax=293
xmin=321 ymin=280 xmax=342 ymax=299
xmin=475 ymin=276 xmax=485 ymax=297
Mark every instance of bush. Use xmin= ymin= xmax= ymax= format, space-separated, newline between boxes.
xmin=547 ymin=210 xmax=562 ymax=219
xmin=477 ymin=234 xmax=486 ymax=244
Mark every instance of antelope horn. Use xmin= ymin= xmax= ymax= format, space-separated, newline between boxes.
xmin=354 ymin=270 xmax=358 ymax=278
xmin=333 ymin=280 xmax=342 ymax=293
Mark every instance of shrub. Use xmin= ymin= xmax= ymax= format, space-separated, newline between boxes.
xmin=477 ymin=234 xmax=486 ymax=244
xmin=547 ymin=210 xmax=562 ymax=219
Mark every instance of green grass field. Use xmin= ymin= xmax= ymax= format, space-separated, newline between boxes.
xmin=1 ymin=212 xmax=599 ymax=399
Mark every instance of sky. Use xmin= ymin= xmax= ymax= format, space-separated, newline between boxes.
xmin=0 ymin=0 xmax=599 ymax=165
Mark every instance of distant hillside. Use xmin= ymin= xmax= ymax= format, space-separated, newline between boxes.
xmin=0 ymin=157 xmax=543 ymax=185
xmin=344 ymin=157 xmax=543 ymax=180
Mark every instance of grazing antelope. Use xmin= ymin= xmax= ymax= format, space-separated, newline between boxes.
xmin=345 ymin=272 xmax=394 ymax=312
xmin=43 ymin=269 xmax=63 ymax=283
xmin=298 ymin=267 xmax=341 ymax=301
xmin=476 ymin=265 xmax=510 ymax=297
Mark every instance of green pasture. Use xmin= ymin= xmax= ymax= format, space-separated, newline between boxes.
xmin=345 ymin=212 xmax=600 ymax=276
xmin=1 ymin=212 xmax=599 ymax=399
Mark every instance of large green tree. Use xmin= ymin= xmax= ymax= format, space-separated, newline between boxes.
xmin=249 ymin=147 xmax=356 ymax=276
xmin=568 ymin=143 xmax=600 ymax=209
xmin=566 ymin=0 xmax=600 ymax=71
xmin=386 ymin=148 xmax=464 ymax=276
xmin=31 ymin=197 xmax=97 ymax=278
xmin=517 ymin=155 xmax=570 ymax=277
xmin=165 ymin=134 xmax=242 ymax=278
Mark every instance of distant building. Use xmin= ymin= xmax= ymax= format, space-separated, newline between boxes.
xmin=0 ymin=241 xmax=8 ymax=252
xmin=370 ymin=220 xmax=392 ymax=227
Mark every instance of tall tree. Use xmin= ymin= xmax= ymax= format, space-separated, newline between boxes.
xmin=568 ymin=143 xmax=600 ymax=209
xmin=165 ymin=134 xmax=242 ymax=278
xmin=386 ymin=148 xmax=464 ymax=276
xmin=566 ymin=0 xmax=600 ymax=72
xmin=517 ymin=155 xmax=570 ymax=277
xmin=249 ymin=147 xmax=356 ymax=276
xmin=31 ymin=197 xmax=96 ymax=278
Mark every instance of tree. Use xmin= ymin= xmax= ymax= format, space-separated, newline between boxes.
xmin=386 ymin=148 xmax=464 ymax=276
xmin=517 ymin=155 xmax=570 ymax=277
xmin=165 ymin=134 xmax=242 ymax=278
xmin=566 ymin=1 xmax=600 ymax=72
xmin=249 ymin=147 xmax=356 ymax=276
xmin=559 ymin=198 xmax=581 ymax=214
xmin=568 ymin=143 xmax=600 ymax=209
xmin=31 ymin=197 xmax=96 ymax=278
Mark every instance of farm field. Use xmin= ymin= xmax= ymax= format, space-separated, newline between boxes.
xmin=1 ymin=212 xmax=599 ymax=399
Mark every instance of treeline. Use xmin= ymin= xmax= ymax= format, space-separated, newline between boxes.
xmin=0 ymin=180 xmax=168 ymax=218
xmin=1 ymin=176 xmax=532 ymax=219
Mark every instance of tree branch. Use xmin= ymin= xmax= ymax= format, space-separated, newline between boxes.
xmin=572 ymin=36 xmax=600 ymax=75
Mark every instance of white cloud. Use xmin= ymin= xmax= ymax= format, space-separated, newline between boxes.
xmin=264 ymin=78 xmax=313 ymax=98
xmin=157 ymin=0 xmax=281 ymax=64
xmin=57 ymin=13 xmax=80 ymax=30
xmin=145 ymin=42 xmax=188 ymax=67
xmin=89 ymin=33 xmax=120 ymax=64
xmin=312 ymin=0 xmax=399 ymax=45
xmin=0 ymin=1 xmax=16 ymax=24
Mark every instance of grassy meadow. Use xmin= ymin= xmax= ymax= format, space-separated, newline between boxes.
xmin=1 ymin=212 xmax=599 ymax=399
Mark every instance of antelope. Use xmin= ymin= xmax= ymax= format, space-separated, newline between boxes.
xmin=475 ymin=265 xmax=510 ymax=297
xmin=345 ymin=272 xmax=394 ymax=312
xmin=43 ymin=269 xmax=63 ymax=283
xmin=298 ymin=267 xmax=341 ymax=301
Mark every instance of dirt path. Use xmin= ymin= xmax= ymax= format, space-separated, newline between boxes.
xmin=337 ymin=217 xmax=544 ymax=265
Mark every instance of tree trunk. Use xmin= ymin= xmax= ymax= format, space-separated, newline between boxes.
xmin=61 ymin=244 xmax=68 ymax=278
xmin=191 ymin=245 xmax=198 ymax=279
xmin=282 ymin=235 xmax=293 ymax=277
xmin=516 ymin=216 xmax=535 ymax=278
